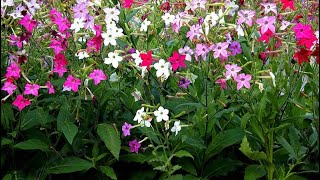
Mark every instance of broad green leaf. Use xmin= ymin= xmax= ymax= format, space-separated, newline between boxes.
xmin=97 ymin=123 xmax=121 ymax=160
xmin=286 ymin=175 xmax=308 ymax=180
xmin=20 ymin=108 xmax=53 ymax=131
xmin=239 ymin=136 xmax=267 ymax=161
xmin=100 ymin=166 xmax=117 ymax=180
xmin=164 ymin=174 xmax=183 ymax=180
xmin=205 ymin=128 xmax=244 ymax=161
xmin=169 ymin=165 xmax=182 ymax=175
xmin=244 ymin=165 xmax=266 ymax=180
xmin=1 ymin=103 xmax=14 ymax=130
xmin=61 ymin=121 xmax=78 ymax=145
xmin=57 ymin=101 xmax=70 ymax=132
xmin=14 ymin=139 xmax=49 ymax=151
xmin=47 ymin=157 xmax=93 ymax=174
xmin=173 ymin=150 xmax=194 ymax=159
xmin=125 ymin=9 xmax=139 ymax=23
xmin=289 ymin=126 xmax=301 ymax=155
xmin=180 ymin=160 xmax=197 ymax=176
xmin=2 ymin=173 xmax=12 ymax=180
xmin=276 ymin=135 xmax=297 ymax=160
xmin=1 ymin=137 xmax=13 ymax=146
xmin=240 ymin=113 xmax=252 ymax=129
xmin=203 ymin=159 xmax=243 ymax=178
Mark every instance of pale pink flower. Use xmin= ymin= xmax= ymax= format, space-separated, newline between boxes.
xmin=225 ymin=64 xmax=242 ymax=78
xmin=237 ymin=10 xmax=255 ymax=26
xmin=256 ymin=16 xmax=276 ymax=34
xmin=234 ymin=73 xmax=252 ymax=90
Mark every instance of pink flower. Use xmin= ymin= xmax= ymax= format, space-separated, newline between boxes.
xmin=54 ymin=17 xmax=71 ymax=33
xmin=19 ymin=14 xmax=37 ymax=32
xmin=9 ymin=35 xmax=23 ymax=48
xmin=88 ymin=69 xmax=107 ymax=85
xmin=234 ymin=73 xmax=252 ymax=90
xmin=49 ymin=8 xmax=62 ymax=22
xmin=258 ymin=29 xmax=274 ymax=44
xmin=213 ymin=42 xmax=229 ymax=59
xmin=195 ymin=43 xmax=209 ymax=61
xmin=122 ymin=122 xmax=132 ymax=136
xmin=186 ymin=24 xmax=203 ymax=41
xmin=292 ymin=23 xmax=314 ymax=39
xmin=215 ymin=78 xmax=227 ymax=90
xmin=50 ymin=39 xmax=65 ymax=55
xmin=123 ymin=0 xmax=134 ymax=9
xmin=5 ymin=63 xmax=21 ymax=80
xmin=53 ymin=64 xmax=67 ymax=77
xmin=46 ymin=81 xmax=55 ymax=94
xmin=129 ymin=139 xmax=141 ymax=154
xmin=63 ymin=75 xmax=81 ymax=92
xmin=53 ymin=53 xmax=68 ymax=66
xmin=24 ymin=83 xmax=40 ymax=96
xmin=237 ymin=10 xmax=255 ymax=26
xmin=261 ymin=3 xmax=277 ymax=15
xmin=168 ymin=51 xmax=186 ymax=71
xmin=256 ymin=16 xmax=276 ymax=34
xmin=225 ymin=64 xmax=242 ymax=78
xmin=86 ymin=25 xmax=103 ymax=53
xmin=190 ymin=0 xmax=207 ymax=11
xmin=12 ymin=95 xmax=31 ymax=111
xmin=1 ymin=81 xmax=17 ymax=95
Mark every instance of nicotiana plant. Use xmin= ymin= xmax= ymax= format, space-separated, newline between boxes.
xmin=1 ymin=0 xmax=319 ymax=180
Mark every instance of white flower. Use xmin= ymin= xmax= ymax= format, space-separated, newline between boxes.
xmin=154 ymin=106 xmax=169 ymax=122
xmin=261 ymin=3 xmax=277 ymax=15
xmin=179 ymin=46 xmax=194 ymax=62
xmin=153 ymin=59 xmax=171 ymax=79
xmin=171 ymin=121 xmax=181 ymax=136
xmin=25 ymin=0 xmax=40 ymax=15
xmin=217 ymin=9 xmax=225 ymax=24
xmin=102 ymin=31 xmax=117 ymax=46
xmin=140 ymin=19 xmax=151 ymax=32
xmin=109 ymin=72 xmax=119 ymax=82
xmin=105 ymin=19 xmax=117 ymax=29
xmin=186 ymin=73 xmax=198 ymax=83
xmin=140 ymin=120 xmax=151 ymax=127
xmin=280 ymin=20 xmax=290 ymax=31
xmin=93 ymin=0 xmax=101 ymax=6
xmin=8 ymin=12 xmax=23 ymax=19
xmin=236 ymin=25 xmax=244 ymax=37
xmin=112 ymin=27 xmax=124 ymax=38
xmin=76 ymin=51 xmax=89 ymax=59
xmin=225 ymin=1 xmax=239 ymax=16
xmin=62 ymin=86 xmax=71 ymax=92
xmin=132 ymin=50 xmax=142 ymax=66
xmin=131 ymin=89 xmax=142 ymax=102
xmin=134 ymin=107 xmax=146 ymax=123
xmin=104 ymin=7 xmax=120 ymax=22
xmin=140 ymin=66 xmax=148 ymax=78
xmin=164 ymin=121 xmax=170 ymax=130
xmin=104 ymin=52 xmax=123 ymax=68
xmin=1 ymin=0 xmax=14 ymax=7
xmin=269 ymin=72 xmax=276 ymax=87
xmin=161 ymin=13 xmax=175 ymax=26
xmin=70 ymin=18 xmax=85 ymax=33
xmin=300 ymin=75 xmax=309 ymax=92
xmin=204 ymin=12 xmax=219 ymax=35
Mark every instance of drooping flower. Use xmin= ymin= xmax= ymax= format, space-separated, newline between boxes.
xmin=12 ymin=95 xmax=31 ymax=111
xmin=88 ymin=69 xmax=107 ymax=85
xmin=154 ymin=106 xmax=169 ymax=122
xmin=133 ymin=107 xmax=146 ymax=123
xmin=129 ymin=139 xmax=141 ymax=153
xmin=1 ymin=81 xmax=17 ymax=95
xmin=131 ymin=89 xmax=142 ymax=102
xmin=234 ymin=73 xmax=252 ymax=90
xmin=122 ymin=122 xmax=132 ymax=136
xmin=168 ymin=51 xmax=186 ymax=71
xmin=311 ymin=45 xmax=319 ymax=64
xmin=19 ymin=14 xmax=37 ymax=32
xmin=256 ymin=16 xmax=276 ymax=34
xmin=24 ymin=83 xmax=40 ymax=96
xmin=294 ymin=48 xmax=312 ymax=64
xmin=153 ymin=59 xmax=171 ymax=79
xmin=179 ymin=77 xmax=191 ymax=89
xmin=87 ymin=24 xmax=103 ymax=52
xmin=140 ymin=51 xmax=153 ymax=70
xmin=171 ymin=121 xmax=181 ymax=136
xmin=63 ymin=75 xmax=81 ymax=92
xmin=215 ymin=78 xmax=228 ymax=90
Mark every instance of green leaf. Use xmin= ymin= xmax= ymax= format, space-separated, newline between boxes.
xmin=1 ymin=103 xmax=14 ymax=130
xmin=57 ymin=101 xmax=70 ymax=132
xmin=100 ymin=166 xmax=117 ymax=180
xmin=97 ymin=123 xmax=121 ymax=160
xmin=276 ymin=135 xmax=297 ymax=159
xmin=240 ymin=113 xmax=252 ymax=129
xmin=14 ymin=139 xmax=49 ymax=151
xmin=164 ymin=174 xmax=183 ymax=180
xmin=20 ymin=108 xmax=53 ymax=131
xmin=138 ymin=126 xmax=160 ymax=144
xmin=239 ymin=136 xmax=267 ymax=161
xmin=125 ymin=9 xmax=139 ymax=23
xmin=61 ymin=121 xmax=78 ymax=145
xmin=180 ymin=161 xmax=197 ymax=176
xmin=1 ymin=137 xmax=13 ymax=146
xmin=2 ymin=173 xmax=12 ymax=180
xmin=203 ymin=159 xmax=243 ymax=178
xmin=244 ymin=165 xmax=266 ymax=180
xmin=47 ymin=157 xmax=93 ymax=174
xmin=205 ymin=128 xmax=244 ymax=161
xmin=173 ymin=150 xmax=194 ymax=159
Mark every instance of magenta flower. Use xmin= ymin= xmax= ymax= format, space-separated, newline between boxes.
xmin=46 ymin=81 xmax=55 ymax=94
xmin=9 ymin=35 xmax=23 ymax=48
xmin=213 ymin=42 xmax=229 ymax=59
xmin=49 ymin=8 xmax=62 ymax=22
xmin=229 ymin=41 xmax=242 ymax=56
xmin=19 ymin=14 xmax=37 ymax=32
xmin=24 ymin=83 xmax=40 ymax=96
xmin=237 ymin=10 xmax=255 ymax=26
xmin=53 ymin=64 xmax=67 ymax=77
xmin=1 ymin=81 xmax=17 ymax=95
xmin=88 ymin=69 xmax=107 ymax=85
xmin=256 ymin=16 xmax=276 ymax=34
xmin=53 ymin=53 xmax=68 ymax=66
xmin=54 ymin=17 xmax=71 ymax=33
xmin=292 ymin=23 xmax=314 ymax=39
xmin=215 ymin=78 xmax=227 ymax=90
xmin=5 ymin=63 xmax=21 ymax=80
xmin=129 ymin=139 xmax=141 ymax=154
xmin=12 ymin=95 xmax=31 ymax=111
xmin=179 ymin=77 xmax=191 ymax=89
xmin=50 ymin=39 xmax=65 ymax=55
xmin=225 ymin=64 xmax=242 ymax=78
xmin=234 ymin=73 xmax=252 ymax=90
xmin=122 ymin=122 xmax=132 ymax=137
xmin=86 ymin=25 xmax=103 ymax=53
xmin=168 ymin=51 xmax=186 ymax=71
xmin=186 ymin=24 xmax=203 ymax=41
xmin=63 ymin=75 xmax=81 ymax=92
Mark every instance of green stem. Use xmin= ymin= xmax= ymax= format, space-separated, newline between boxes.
xmin=266 ymin=130 xmax=274 ymax=180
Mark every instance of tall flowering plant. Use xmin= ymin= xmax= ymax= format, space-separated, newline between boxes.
xmin=1 ymin=0 xmax=319 ymax=179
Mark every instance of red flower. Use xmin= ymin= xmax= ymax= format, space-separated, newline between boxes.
xmin=297 ymin=35 xmax=317 ymax=49
xmin=294 ymin=48 xmax=312 ymax=65
xmin=160 ymin=1 xmax=171 ymax=12
xmin=281 ymin=0 xmax=295 ymax=10
xmin=168 ymin=51 xmax=186 ymax=71
xmin=258 ymin=29 xmax=273 ymax=44
xmin=140 ymin=51 xmax=153 ymax=69
xmin=311 ymin=45 xmax=319 ymax=64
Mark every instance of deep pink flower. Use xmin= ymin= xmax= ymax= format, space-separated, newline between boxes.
xmin=19 ymin=14 xmax=37 ymax=32
xmin=258 ymin=29 xmax=274 ymax=44
xmin=122 ymin=0 xmax=134 ymax=9
xmin=1 ymin=81 xmax=17 ymax=95
xmin=53 ymin=64 xmax=68 ymax=77
xmin=281 ymin=0 xmax=295 ymax=10
xmin=50 ymin=39 xmax=65 ymax=55
xmin=12 ymin=95 xmax=31 ymax=111
xmin=215 ymin=78 xmax=227 ymax=90
xmin=54 ymin=17 xmax=71 ymax=32
xmin=63 ymin=75 xmax=81 ymax=92
xmin=168 ymin=51 xmax=186 ymax=71
xmin=297 ymin=35 xmax=317 ymax=49
xmin=234 ymin=73 xmax=252 ymax=90
xmin=46 ymin=81 xmax=55 ymax=94
xmin=88 ymin=69 xmax=107 ymax=85
xmin=9 ymin=35 xmax=23 ymax=48
xmin=140 ymin=51 xmax=153 ymax=70
xmin=292 ymin=23 xmax=314 ymax=39
xmin=24 ymin=83 xmax=40 ymax=96
xmin=86 ymin=25 xmax=103 ymax=53
xmin=256 ymin=16 xmax=276 ymax=34
xmin=49 ymin=8 xmax=62 ymax=22
xmin=122 ymin=122 xmax=132 ymax=136
xmin=5 ymin=63 xmax=21 ymax=80
xmin=129 ymin=139 xmax=141 ymax=154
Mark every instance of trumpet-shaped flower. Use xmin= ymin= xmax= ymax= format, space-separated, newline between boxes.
xmin=24 ymin=83 xmax=40 ymax=96
xmin=256 ymin=16 xmax=276 ymax=34
xmin=154 ymin=106 xmax=169 ymax=122
xmin=133 ymin=107 xmax=146 ymax=123
xmin=1 ymin=81 xmax=17 ymax=95
xmin=12 ymin=95 xmax=31 ymax=111
xmin=234 ymin=73 xmax=252 ymax=90
xmin=171 ymin=121 xmax=181 ymax=136
xmin=63 ymin=75 xmax=81 ymax=92
xmin=237 ymin=10 xmax=255 ymax=26
xmin=88 ymin=69 xmax=107 ymax=85
xmin=122 ymin=122 xmax=132 ymax=136
xmin=154 ymin=59 xmax=171 ymax=79
xmin=168 ymin=51 xmax=186 ymax=71
xmin=129 ymin=139 xmax=141 ymax=154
